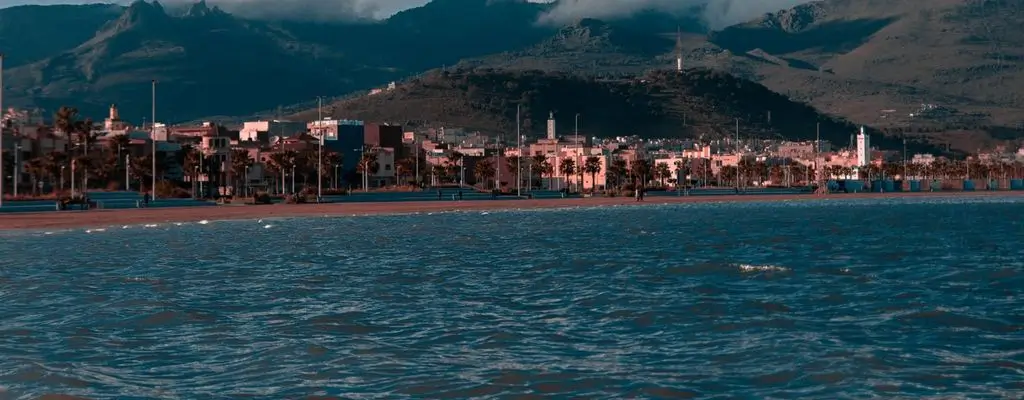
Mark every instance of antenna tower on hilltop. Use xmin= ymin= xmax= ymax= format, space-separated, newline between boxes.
xmin=675 ymin=27 xmax=684 ymax=73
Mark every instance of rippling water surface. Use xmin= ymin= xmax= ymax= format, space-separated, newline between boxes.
xmin=1 ymin=196 xmax=1023 ymax=398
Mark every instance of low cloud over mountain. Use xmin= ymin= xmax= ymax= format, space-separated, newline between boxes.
xmin=11 ymin=0 xmax=810 ymax=27
xmin=534 ymin=0 xmax=811 ymax=29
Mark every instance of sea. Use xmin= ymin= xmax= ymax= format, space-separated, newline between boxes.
xmin=0 ymin=196 xmax=1021 ymax=399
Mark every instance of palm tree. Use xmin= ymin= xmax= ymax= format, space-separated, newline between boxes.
xmin=506 ymin=155 xmax=521 ymax=189
xmin=23 ymin=157 xmax=47 ymax=196
xmin=53 ymin=106 xmax=78 ymax=137
xmin=357 ymin=151 xmax=380 ymax=190
xmin=129 ymin=155 xmax=153 ymax=191
xmin=538 ymin=158 xmax=554 ymax=189
xmin=432 ymin=164 xmax=448 ymax=185
xmin=630 ymin=159 xmax=652 ymax=188
xmin=42 ymin=151 xmax=67 ymax=193
xmin=322 ymin=151 xmax=342 ymax=189
xmin=530 ymin=154 xmax=546 ymax=189
xmin=769 ymin=164 xmax=784 ymax=185
xmin=230 ymin=149 xmax=254 ymax=195
xmin=559 ymin=157 xmax=575 ymax=191
xmin=609 ymin=158 xmax=627 ymax=190
xmin=654 ymin=162 xmax=671 ymax=187
xmin=396 ymin=157 xmax=414 ymax=185
xmin=474 ymin=157 xmax=496 ymax=188
xmin=445 ymin=152 xmax=463 ymax=184
xmin=266 ymin=152 xmax=290 ymax=194
xmin=583 ymin=156 xmax=602 ymax=192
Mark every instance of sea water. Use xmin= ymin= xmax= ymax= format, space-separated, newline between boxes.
xmin=0 ymin=196 xmax=1021 ymax=398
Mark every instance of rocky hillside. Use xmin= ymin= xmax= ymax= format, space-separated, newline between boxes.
xmin=293 ymin=67 xmax=943 ymax=154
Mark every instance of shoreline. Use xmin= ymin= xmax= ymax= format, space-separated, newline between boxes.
xmin=0 ymin=191 xmax=1020 ymax=231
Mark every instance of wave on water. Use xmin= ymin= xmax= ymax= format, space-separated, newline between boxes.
xmin=0 ymin=195 xmax=1021 ymax=398
xmin=737 ymin=264 xmax=789 ymax=272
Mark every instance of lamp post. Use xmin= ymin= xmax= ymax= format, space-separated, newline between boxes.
xmin=355 ymin=146 xmax=368 ymax=192
xmin=316 ymin=96 xmax=324 ymax=202
xmin=61 ymin=165 xmax=65 ymax=192
xmin=13 ymin=143 xmax=19 ymax=197
xmin=151 ymin=79 xmax=157 ymax=202
xmin=574 ymin=113 xmax=581 ymax=193
xmin=124 ymin=154 xmax=130 ymax=191
xmin=333 ymin=164 xmax=339 ymax=190
xmin=516 ymin=104 xmax=521 ymax=197
xmin=414 ymin=137 xmax=420 ymax=189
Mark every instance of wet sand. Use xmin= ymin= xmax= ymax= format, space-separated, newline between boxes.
xmin=0 ymin=191 xmax=1020 ymax=231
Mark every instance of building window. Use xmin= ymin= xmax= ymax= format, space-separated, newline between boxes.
xmin=385 ymin=164 xmax=392 ymax=171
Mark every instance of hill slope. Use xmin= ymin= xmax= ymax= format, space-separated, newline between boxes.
xmin=0 ymin=4 xmax=123 ymax=68
xmin=293 ymin=67 xmax=933 ymax=152
xmin=707 ymin=0 xmax=1024 ymax=126
xmin=462 ymin=0 xmax=1024 ymax=147
xmin=3 ymin=0 xmax=389 ymax=122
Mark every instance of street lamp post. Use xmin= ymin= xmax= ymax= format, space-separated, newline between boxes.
xmin=316 ymin=96 xmax=323 ymax=202
xmin=333 ymin=164 xmax=339 ymax=190
xmin=151 ymin=80 xmax=157 ymax=202
xmin=574 ymin=113 xmax=581 ymax=193
xmin=516 ymin=104 xmax=521 ymax=197
xmin=61 ymin=165 xmax=66 ymax=192
xmin=13 ymin=144 xmax=19 ymax=197
xmin=124 ymin=154 xmax=130 ymax=191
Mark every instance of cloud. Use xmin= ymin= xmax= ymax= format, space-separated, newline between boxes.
xmin=533 ymin=0 xmax=812 ymax=29
xmin=5 ymin=0 xmax=813 ymax=27
xmin=155 ymin=0 xmax=429 ymax=21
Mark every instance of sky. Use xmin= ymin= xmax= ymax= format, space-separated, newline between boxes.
xmin=0 ymin=0 xmax=811 ymax=28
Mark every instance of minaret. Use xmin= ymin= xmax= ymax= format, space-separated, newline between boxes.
xmin=675 ymin=27 xmax=683 ymax=73
xmin=109 ymin=104 xmax=119 ymax=121
xmin=546 ymin=111 xmax=556 ymax=140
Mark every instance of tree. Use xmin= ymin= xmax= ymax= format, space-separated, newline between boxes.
xmin=654 ymin=162 xmax=671 ymax=187
xmin=609 ymin=158 xmax=627 ymax=189
xmin=357 ymin=151 xmax=380 ymax=189
xmin=584 ymin=156 xmax=602 ymax=192
xmin=396 ymin=157 xmax=414 ymax=185
xmin=530 ymin=154 xmax=546 ymax=188
xmin=506 ymin=155 xmax=522 ymax=189
xmin=322 ymin=151 xmax=343 ymax=188
xmin=445 ymin=152 xmax=463 ymax=184
xmin=559 ymin=157 xmax=575 ymax=191
xmin=230 ymin=149 xmax=254 ymax=195
xmin=23 ymin=157 xmax=47 ymax=196
xmin=474 ymin=158 xmax=496 ymax=188
xmin=630 ymin=159 xmax=651 ymax=187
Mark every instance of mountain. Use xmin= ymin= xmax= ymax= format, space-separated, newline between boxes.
xmin=707 ymin=0 xmax=1024 ymax=125
xmin=291 ymin=67 xmax=942 ymax=154
xmin=1 ymin=0 xmax=1021 ymax=150
xmin=1 ymin=0 xmax=557 ymax=123
xmin=4 ymin=1 xmax=362 ymax=122
xmin=458 ymin=0 xmax=1024 ymax=148
xmin=0 ymin=4 xmax=123 ymax=68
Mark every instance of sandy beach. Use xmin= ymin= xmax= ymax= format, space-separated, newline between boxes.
xmin=0 ymin=191 xmax=1020 ymax=231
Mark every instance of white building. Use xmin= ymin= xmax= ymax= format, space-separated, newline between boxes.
xmin=856 ymin=126 xmax=871 ymax=167
xmin=240 ymin=120 xmax=307 ymax=142
xmin=546 ymin=111 xmax=556 ymax=140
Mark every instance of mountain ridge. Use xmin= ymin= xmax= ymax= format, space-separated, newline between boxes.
xmin=0 ymin=0 xmax=1021 ymax=150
